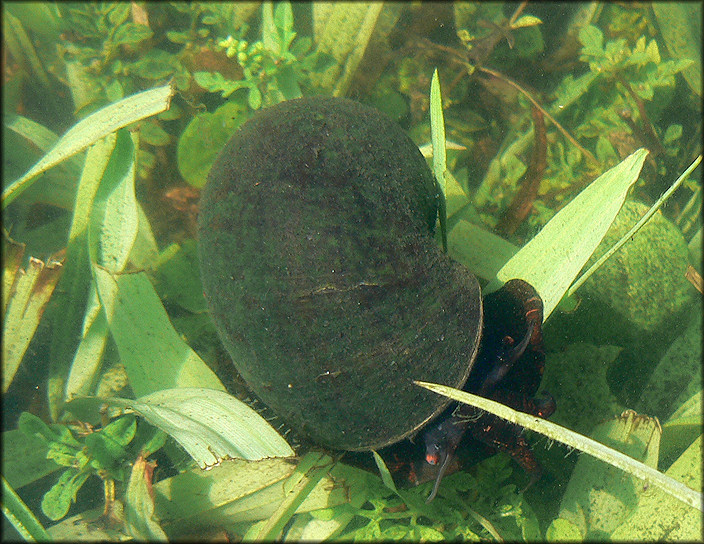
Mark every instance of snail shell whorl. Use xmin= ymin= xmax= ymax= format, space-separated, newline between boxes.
xmin=198 ymin=97 xmax=482 ymax=451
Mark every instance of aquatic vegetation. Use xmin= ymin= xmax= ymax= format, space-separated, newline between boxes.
xmin=2 ymin=2 xmax=701 ymax=541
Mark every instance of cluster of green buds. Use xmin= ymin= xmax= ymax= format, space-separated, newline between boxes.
xmin=218 ymin=35 xmax=266 ymax=69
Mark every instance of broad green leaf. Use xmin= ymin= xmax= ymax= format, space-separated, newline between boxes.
xmin=371 ymin=450 xmax=398 ymax=494
xmin=84 ymin=429 xmax=131 ymax=474
xmin=549 ymin=71 xmax=598 ymax=114
xmin=124 ymin=456 xmax=168 ymax=541
xmin=153 ymin=457 xmax=353 ymax=536
xmin=558 ymin=412 xmax=661 ymax=538
xmin=102 ymin=414 xmax=138 ymax=445
xmin=448 ymin=220 xmax=518 ymax=281
xmin=255 ymin=452 xmax=333 ymax=540
xmin=569 ymin=155 xmax=700 ymax=297
xmin=18 ymin=412 xmax=65 ymax=445
xmin=488 ymin=148 xmax=649 ymax=319
xmin=610 ymin=436 xmax=703 ymax=541
xmin=3 ymin=249 xmax=63 ymax=393
xmin=2 ymin=476 xmax=51 ymax=542
xmin=2 ymin=430 xmax=60 ymax=490
xmin=109 ymin=388 xmax=292 ymax=467
xmin=177 ymin=101 xmax=247 ymax=188
xmin=92 ymin=268 xmax=225 ymax=397
xmin=46 ymin=442 xmax=84 ymax=469
xmin=3 ymin=83 xmax=174 ymax=208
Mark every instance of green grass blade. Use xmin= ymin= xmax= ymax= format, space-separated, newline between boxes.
xmin=414 ymin=380 xmax=703 ymax=513
xmin=2 ymin=475 xmax=51 ymax=542
xmin=429 ymin=68 xmax=448 ymax=252
xmin=47 ymin=134 xmax=117 ymax=419
xmin=371 ymin=450 xmax=399 ymax=494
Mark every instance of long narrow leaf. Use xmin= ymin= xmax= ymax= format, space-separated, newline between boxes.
xmin=4 ymin=114 xmax=83 ymax=210
xmin=93 ymin=268 xmax=225 ymax=397
xmin=254 ymin=452 xmax=333 ymax=540
xmin=488 ymin=148 xmax=649 ymax=319
xmin=3 ymin=254 xmax=63 ymax=393
xmin=429 ymin=69 xmax=447 ymax=192
xmin=3 ymin=83 xmax=174 ymax=208
xmin=47 ymin=134 xmax=117 ymax=419
xmin=2 ymin=475 xmax=51 ymax=542
xmin=429 ymin=68 xmax=448 ymax=251
xmin=88 ymin=130 xmax=138 ymax=273
xmin=108 ymin=388 xmax=293 ymax=468
xmin=64 ymin=285 xmax=109 ymax=402
xmin=568 ymin=154 xmax=702 ymax=295
xmin=153 ymin=458 xmax=350 ymax=533
xmin=414 ymin=380 xmax=703 ymax=512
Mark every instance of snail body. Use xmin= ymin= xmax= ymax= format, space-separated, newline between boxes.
xmin=198 ymin=97 xmax=483 ymax=451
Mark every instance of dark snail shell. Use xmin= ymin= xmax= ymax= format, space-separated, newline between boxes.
xmin=198 ymin=97 xmax=483 ymax=451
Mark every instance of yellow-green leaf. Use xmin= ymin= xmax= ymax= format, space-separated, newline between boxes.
xmin=109 ymin=388 xmax=293 ymax=467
